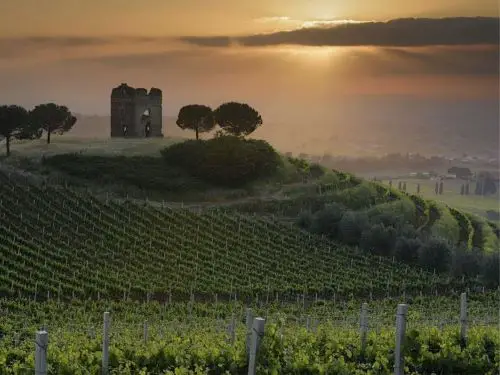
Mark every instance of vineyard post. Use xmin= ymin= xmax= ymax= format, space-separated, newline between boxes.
xmin=360 ymin=303 xmax=368 ymax=356
xmin=460 ymin=292 xmax=467 ymax=348
xmin=35 ymin=330 xmax=48 ymax=375
xmin=102 ymin=312 xmax=110 ymax=375
xmin=247 ymin=317 xmax=265 ymax=375
xmin=230 ymin=314 xmax=236 ymax=345
xmin=394 ymin=304 xmax=408 ymax=375
xmin=144 ymin=320 xmax=149 ymax=344
xmin=245 ymin=308 xmax=253 ymax=356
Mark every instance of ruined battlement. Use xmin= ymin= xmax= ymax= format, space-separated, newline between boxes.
xmin=110 ymin=83 xmax=163 ymax=138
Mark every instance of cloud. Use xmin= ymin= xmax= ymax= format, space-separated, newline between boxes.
xmin=0 ymin=36 xmax=176 ymax=59
xmin=53 ymin=44 xmax=497 ymax=80
xmin=178 ymin=36 xmax=235 ymax=48
xmin=254 ymin=16 xmax=291 ymax=23
xmin=179 ymin=17 xmax=500 ymax=47
xmin=351 ymin=46 xmax=499 ymax=76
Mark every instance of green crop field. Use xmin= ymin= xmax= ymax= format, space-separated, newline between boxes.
xmin=0 ymin=170 xmax=459 ymax=300
xmin=0 ymin=138 xmax=499 ymax=374
xmin=380 ymin=178 xmax=499 ymax=220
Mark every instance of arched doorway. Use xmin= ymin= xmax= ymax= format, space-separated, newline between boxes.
xmin=120 ymin=104 xmax=128 ymax=136
xmin=141 ymin=108 xmax=152 ymax=137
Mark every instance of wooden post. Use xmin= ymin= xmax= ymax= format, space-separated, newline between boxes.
xmin=247 ymin=318 xmax=266 ymax=375
xmin=35 ymin=331 xmax=48 ymax=375
xmin=230 ymin=314 xmax=236 ymax=345
xmin=394 ymin=304 xmax=408 ymax=375
xmin=460 ymin=292 xmax=467 ymax=348
xmin=102 ymin=312 xmax=110 ymax=375
xmin=144 ymin=320 xmax=149 ymax=344
xmin=245 ymin=308 xmax=253 ymax=356
xmin=360 ymin=303 xmax=368 ymax=356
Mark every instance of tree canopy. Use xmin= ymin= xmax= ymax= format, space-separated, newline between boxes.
xmin=30 ymin=103 xmax=77 ymax=144
xmin=176 ymin=104 xmax=215 ymax=140
xmin=0 ymin=105 xmax=34 ymax=156
xmin=213 ymin=102 xmax=262 ymax=137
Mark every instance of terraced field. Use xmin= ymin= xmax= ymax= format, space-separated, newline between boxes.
xmin=222 ymin=178 xmax=499 ymax=254
xmin=0 ymin=170 xmax=475 ymax=303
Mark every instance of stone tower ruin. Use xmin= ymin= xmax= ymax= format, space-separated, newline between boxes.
xmin=110 ymin=83 xmax=163 ymax=137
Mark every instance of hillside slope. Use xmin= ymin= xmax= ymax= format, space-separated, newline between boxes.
xmin=0 ymin=170 xmax=467 ymax=302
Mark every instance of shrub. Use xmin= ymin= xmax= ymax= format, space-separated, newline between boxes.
xmin=339 ymin=211 xmax=369 ymax=246
xmin=308 ymin=163 xmax=325 ymax=179
xmin=297 ymin=211 xmax=313 ymax=230
xmin=335 ymin=183 xmax=382 ymax=210
xmin=480 ymin=252 xmax=500 ymax=288
xmin=310 ymin=203 xmax=346 ymax=239
xmin=394 ymin=237 xmax=421 ymax=264
xmin=418 ymin=238 xmax=453 ymax=273
xmin=161 ymin=136 xmax=281 ymax=187
xmin=451 ymin=246 xmax=483 ymax=279
xmin=360 ymin=223 xmax=397 ymax=256
xmin=365 ymin=198 xmax=416 ymax=228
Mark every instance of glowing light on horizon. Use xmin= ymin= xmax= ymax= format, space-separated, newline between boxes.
xmin=270 ymin=45 xmax=348 ymax=67
xmin=300 ymin=19 xmax=371 ymax=28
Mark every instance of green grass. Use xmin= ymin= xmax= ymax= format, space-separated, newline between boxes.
xmin=42 ymin=153 xmax=210 ymax=195
xmin=1 ymin=135 xmax=182 ymax=158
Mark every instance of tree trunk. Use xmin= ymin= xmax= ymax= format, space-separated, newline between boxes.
xmin=195 ymin=128 xmax=199 ymax=140
xmin=5 ymin=135 xmax=10 ymax=157
xmin=47 ymin=130 xmax=51 ymax=144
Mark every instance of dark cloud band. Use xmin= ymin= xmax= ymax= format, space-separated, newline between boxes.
xmin=179 ymin=17 xmax=500 ymax=47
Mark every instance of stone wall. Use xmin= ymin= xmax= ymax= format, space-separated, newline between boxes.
xmin=110 ymin=83 xmax=163 ymax=138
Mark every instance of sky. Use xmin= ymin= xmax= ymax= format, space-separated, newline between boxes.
xmin=0 ymin=0 xmax=498 ymax=155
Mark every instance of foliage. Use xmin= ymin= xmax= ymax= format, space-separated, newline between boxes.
xmin=0 ymin=169 xmax=477 ymax=301
xmin=161 ymin=136 xmax=281 ymax=187
xmin=0 ymin=105 xmax=35 ymax=156
xmin=309 ymin=203 xmax=346 ymax=239
xmin=176 ymin=104 xmax=215 ymax=140
xmin=429 ymin=202 xmax=461 ymax=245
xmin=338 ymin=211 xmax=370 ymax=246
xmin=42 ymin=153 xmax=209 ymax=195
xmin=418 ymin=238 xmax=453 ymax=273
xmin=30 ymin=103 xmax=76 ymax=144
xmin=451 ymin=246 xmax=483 ymax=279
xmin=480 ymin=252 xmax=500 ymax=288
xmin=0 ymin=294 xmax=498 ymax=374
xmin=449 ymin=207 xmax=474 ymax=250
xmin=393 ymin=237 xmax=421 ymax=265
xmin=365 ymin=198 xmax=416 ymax=230
xmin=213 ymin=102 xmax=262 ymax=137
xmin=360 ymin=223 xmax=398 ymax=256
xmin=467 ymin=213 xmax=499 ymax=254
xmin=282 ymin=157 xmax=326 ymax=183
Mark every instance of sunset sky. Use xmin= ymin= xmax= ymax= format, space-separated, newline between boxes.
xmin=0 ymin=0 xmax=498 ymax=154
